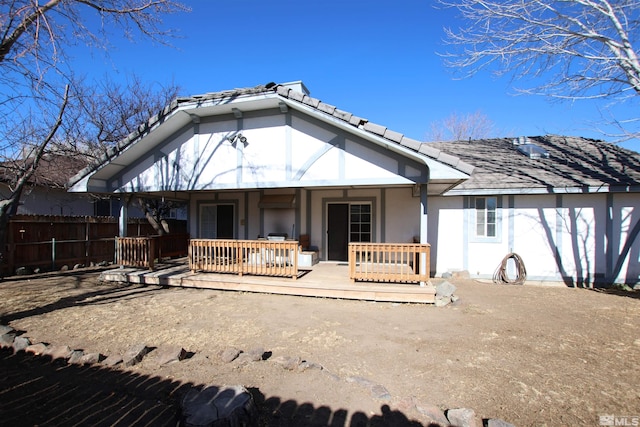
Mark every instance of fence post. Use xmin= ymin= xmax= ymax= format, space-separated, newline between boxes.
xmin=148 ymin=238 xmax=156 ymax=271
xmin=51 ymin=238 xmax=56 ymax=271
xmin=114 ymin=236 xmax=119 ymax=267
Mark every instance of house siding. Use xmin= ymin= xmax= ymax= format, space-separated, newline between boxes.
xmin=431 ymin=192 xmax=640 ymax=286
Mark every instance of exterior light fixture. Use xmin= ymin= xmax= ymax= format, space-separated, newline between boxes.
xmin=227 ymin=133 xmax=248 ymax=148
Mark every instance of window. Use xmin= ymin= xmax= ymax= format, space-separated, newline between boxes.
xmin=475 ymin=197 xmax=497 ymax=237
xmin=349 ymin=204 xmax=371 ymax=242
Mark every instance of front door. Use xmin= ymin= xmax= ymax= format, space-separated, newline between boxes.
xmin=200 ymin=203 xmax=235 ymax=238
xmin=327 ymin=203 xmax=349 ymax=261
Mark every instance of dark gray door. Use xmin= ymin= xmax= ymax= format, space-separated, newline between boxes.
xmin=327 ymin=203 xmax=349 ymax=261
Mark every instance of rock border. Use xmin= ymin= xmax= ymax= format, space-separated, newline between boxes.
xmin=0 ymin=324 xmax=515 ymax=427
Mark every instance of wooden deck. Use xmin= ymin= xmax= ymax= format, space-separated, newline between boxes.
xmin=100 ymin=259 xmax=436 ymax=304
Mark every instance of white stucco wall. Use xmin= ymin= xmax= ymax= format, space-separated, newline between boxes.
xmin=431 ymin=192 xmax=640 ymax=286
xmin=116 ymin=112 xmax=418 ymax=194
xmin=428 ymin=196 xmax=466 ymax=275
xmin=10 ymin=186 xmax=95 ymax=216
xmin=384 ymin=187 xmax=420 ymax=243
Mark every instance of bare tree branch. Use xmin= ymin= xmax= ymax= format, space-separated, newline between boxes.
xmin=427 ymin=110 xmax=495 ymax=142
xmin=440 ymin=0 xmax=640 ymax=101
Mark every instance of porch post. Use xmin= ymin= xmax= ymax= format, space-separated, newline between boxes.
xmin=419 ymin=184 xmax=428 ymax=286
xmin=118 ymin=196 xmax=130 ymax=237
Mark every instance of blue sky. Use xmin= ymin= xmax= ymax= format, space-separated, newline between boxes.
xmin=76 ymin=0 xmax=640 ymax=152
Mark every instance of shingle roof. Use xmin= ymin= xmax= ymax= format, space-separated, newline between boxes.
xmin=428 ymin=135 xmax=640 ymax=193
xmin=69 ymin=82 xmax=474 ymax=186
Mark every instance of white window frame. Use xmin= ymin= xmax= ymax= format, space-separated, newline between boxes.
xmin=468 ymin=196 xmax=502 ymax=243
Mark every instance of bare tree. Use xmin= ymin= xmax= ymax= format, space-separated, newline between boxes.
xmin=440 ymin=1 xmax=640 ymax=116
xmin=60 ymin=74 xmax=182 ymax=235
xmin=427 ymin=110 xmax=495 ymax=142
xmin=0 ymin=0 xmax=188 ymax=268
xmin=62 ymin=74 xmax=180 ymax=161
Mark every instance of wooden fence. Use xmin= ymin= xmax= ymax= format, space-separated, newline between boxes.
xmin=348 ymin=242 xmax=430 ymax=284
xmin=3 ymin=215 xmax=187 ymax=275
xmin=189 ymin=239 xmax=299 ymax=279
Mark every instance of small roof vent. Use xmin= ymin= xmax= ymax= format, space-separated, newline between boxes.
xmin=516 ymin=143 xmax=550 ymax=159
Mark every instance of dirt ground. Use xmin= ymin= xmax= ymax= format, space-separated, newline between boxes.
xmin=1 ymin=269 xmax=639 ymax=427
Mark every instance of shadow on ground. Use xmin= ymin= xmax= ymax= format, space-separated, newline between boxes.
xmin=0 ymin=348 xmax=441 ymax=426
xmin=0 ymin=279 xmax=167 ymax=324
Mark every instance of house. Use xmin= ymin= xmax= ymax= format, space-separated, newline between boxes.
xmin=68 ymin=81 xmax=640 ymax=287
xmin=0 ymin=154 xmax=96 ymax=216
xmin=428 ymin=136 xmax=640 ymax=287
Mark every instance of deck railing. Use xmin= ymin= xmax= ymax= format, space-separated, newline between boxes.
xmin=116 ymin=237 xmax=156 ymax=270
xmin=189 ymin=239 xmax=299 ymax=279
xmin=349 ymin=242 xmax=430 ymax=284
xmin=116 ymin=233 xmax=190 ymax=270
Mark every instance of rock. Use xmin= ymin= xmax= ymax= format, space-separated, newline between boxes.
xmin=436 ymin=281 xmax=457 ymax=299
xmin=446 ymin=407 xmax=478 ymax=427
xmin=73 ymin=264 xmax=84 ymax=270
xmin=415 ymin=403 xmax=449 ymax=426
xmin=435 ymin=297 xmax=451 ymax=307
xmin=0 ymin=325 xmax=14 ymax=335
xmin=0 ymin=333 xmax=15 ymax=348
xmin=219 ymin=347 xmax=241 ymax=363
xmin=370 ymin=383 xmax=391 ymax=400
xmin=181 ymin=385 xmax=257 ymax=427
xmin=25 ymin=342 xmax=47 ymax=355
xmin=12 ymin=336 xmax=30 ymax=351
xmin=633 ymin=284 xmax=640 ymax=291
xmin=80 ymin=353 xmax=102 ymax=364
xmin=234 ymin=353 xmax=256 ymax=365
xmin=15 ymin=267 xmax=31 ymax=276
xmin=156 ymin=345 xmax=187 ymax=365
xmin=322 ymin=369 xmax=341 ymax=382
xmin=60 ymin=265 xmax=69 ymax=272
xmin=297 ymin=360 xmax=323 ymax=372
xmin=452 ymin=270 xmax=471 ymax=280
xmin=44 ymin=345 xmax=73 ymax=360
xmin=33 ymin=268 xmax=41 ymax=274
xmin=102 ymin=354 xmax=123 ymax=366
xmin=346 ymin=376 xmax=390 ymax=400
xmin=442 ymin=272 xmax=453 ymax=279
xmin=68 ymin=350 xmax=84 ymax=364
xmin=123 ymin=344 xmax=149 ymax=367
xmin=272 ymin=355 xmax=301 ymax=370
xmin=487 ymin=419 xmax=516 ymax=427
xmin=394 ymin=396 xmax=417 ymax=413
xmin=247 ymin=347 xmax=265 ymax=362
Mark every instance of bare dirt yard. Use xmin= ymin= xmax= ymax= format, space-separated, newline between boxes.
xmin=1 ymin=269 xmax=639 ymax=426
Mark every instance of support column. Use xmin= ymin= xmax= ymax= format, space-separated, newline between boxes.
xmin=118 ymin=196 xmax=130 ymax=237
xmin=419 ymin=184 xmax=428 ymax=286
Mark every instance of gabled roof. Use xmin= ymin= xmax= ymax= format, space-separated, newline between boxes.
xmin=69 ymin=82 xmax=474 ymax=189
xmin=428 ymin=135 xmax=640 ymax=195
